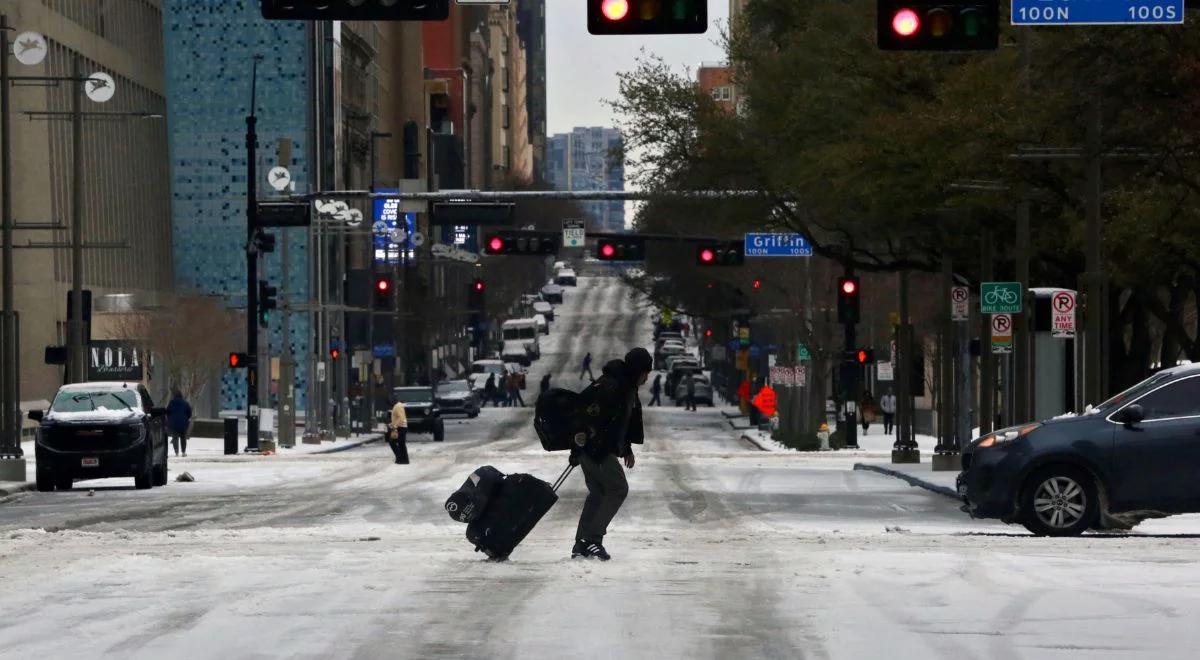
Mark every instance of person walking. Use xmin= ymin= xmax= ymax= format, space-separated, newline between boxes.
xmin=648 ymin=374 xmax=662 ymax=407
xmin=880 ymin=388 xmax=897 ymax=436
xmin=387 ymin=397 xmax=409 ymax=464
xmin=539 ymin=373 xmax=552 ymax=396
xmin=508 ymin=370 xmax=525 ymax=408
xmin=860 ymin=389 xmax=876 ymax=435
xmin=166 ymin=388 xmax=192 ymax=457
xmin=684 ymin=372 xmax=697 ymax=411
xmin=570 ymin=347 xmax=652 ymax=561
xmin=484 ymin=374 xmax=500 ymax=408
xmin=579 ymin=352 xmax=595 ymax=382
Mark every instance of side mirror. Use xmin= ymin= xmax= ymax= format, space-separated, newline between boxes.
xmin=27 ymin=410 xmax=43 ymax=422
xmin=150 ymin=407 xmax=168 ymax=418
xmin=1119 ymin=404 xmax=1145 ymax=427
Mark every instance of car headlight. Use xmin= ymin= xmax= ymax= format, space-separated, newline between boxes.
xmin=976 ymin=423 xmax=1040 ymax=448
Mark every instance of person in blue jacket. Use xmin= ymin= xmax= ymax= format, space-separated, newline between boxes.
xmin=166 ymin=388 xmax=193 ymax=457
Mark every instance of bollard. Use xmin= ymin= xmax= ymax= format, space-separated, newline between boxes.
xmin=223 ymin=417 xmax=238 ymax=455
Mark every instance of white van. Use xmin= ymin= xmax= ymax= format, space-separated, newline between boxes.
xmin=502 ymin=318 xmax=541 ymax=362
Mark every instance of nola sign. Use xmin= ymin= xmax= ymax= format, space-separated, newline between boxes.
xmin=88 ymin=340 xmax=148 ymax=381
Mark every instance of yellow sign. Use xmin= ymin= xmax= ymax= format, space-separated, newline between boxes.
xmin=735 ymin=350 xmax=749 ymax=371
xmin=661 ymin=309 xmax=673 ymax=324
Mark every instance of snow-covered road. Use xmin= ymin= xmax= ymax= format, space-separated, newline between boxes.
xmin=2 ymin=274 xmax=1199 ymax=659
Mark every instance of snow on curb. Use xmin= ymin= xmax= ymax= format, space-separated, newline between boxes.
xmin=739 ymin=433 xmax=769 ymax=451
xmin=309 ymin=434 xmax=383 ymax=454
xmin=853 ymin=463 xmax=959 ymax=500
xmin=0 ymin=481 xmax=33 ymax=499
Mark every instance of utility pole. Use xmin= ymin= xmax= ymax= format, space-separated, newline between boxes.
xmin=841 ymin=261 xmax=859 ymax=450
xmin=0 ymin=15 xmax=20 ymax=473
xmin=69 ymin=56 xmax=84 ymax=383
xmin=1014 ymin=27 xmax=1033 ymax=424
xmin=892 ymin=250 xmax=919 ymax=463
xmin=245 ymin=55 xmax=263 ymax=452
xmin=979 ymin=228 xmax=995 ymax=435
xmin=1084 ymin=98 xmax=1105 ymax=406
xmin=936 ymin=255 xmax=953 ymax=454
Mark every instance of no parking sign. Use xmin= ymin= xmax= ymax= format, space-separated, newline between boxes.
xmin=1051 ymin=290 xmax=1077 ymax=339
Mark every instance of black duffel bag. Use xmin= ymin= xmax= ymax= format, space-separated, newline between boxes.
xmin=533 ymin=387 xmax=588 ymax=452
xmin=445 ymin=465 xmax=505 ymax=523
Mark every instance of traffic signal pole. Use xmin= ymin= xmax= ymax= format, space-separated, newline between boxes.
xmin=244 ymin=56 xmax=262 ymax=452
xmin=841 ymin=264 xmax=859 ymax=450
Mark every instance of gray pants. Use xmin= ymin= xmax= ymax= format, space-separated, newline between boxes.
xmin=575 ymin=453 xmax=628 ymax=544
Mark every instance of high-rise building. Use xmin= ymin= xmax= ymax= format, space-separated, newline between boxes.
xmin=546 ymin=128 xmax=625 ymax=233
xmin=516 ymin=0 xmax=547 ymax=181
xmin=0 ymin=0 xmax=172 ymax=404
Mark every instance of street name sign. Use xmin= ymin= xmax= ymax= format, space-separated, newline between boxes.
xmin=1051 ymin=289 xmax=1077 ymax=339
xmin=1012 ymin=0 xmax=1183 ymax=26
xmin=992 ymin=313 xmax=1014 ymax=354
xmin=562 ymin=219 xmax=586 ymax=248
xmin=744 ymin=233 xmax=813 ymax=257
xmin=951 ymin=285 xmax=969 ymax=321
xmin=981 ymin=282 xmax=1022 ymax=314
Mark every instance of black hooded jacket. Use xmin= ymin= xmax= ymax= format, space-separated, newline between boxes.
xmin=577 ymin=359 xmax=644 ymax=459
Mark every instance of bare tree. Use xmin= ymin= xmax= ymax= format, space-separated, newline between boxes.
xmin=112 ymin=296 xmax=242 ymax=404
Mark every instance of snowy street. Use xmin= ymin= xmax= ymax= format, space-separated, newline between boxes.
xmin=2 ymin=276 xmax=1200 ymax=659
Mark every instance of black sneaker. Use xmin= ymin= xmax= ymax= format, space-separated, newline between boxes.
xmin=572 ymin=540 xmax=611 ymax=561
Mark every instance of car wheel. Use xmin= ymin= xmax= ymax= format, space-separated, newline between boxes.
xmin=36 ymin=468 xmax=54 ymax=492
xmin=153 ymin=454 xmax=168 ymax=487
xmin=468 ymin=411 xmax=479 ymax=419
xmin=134 ymin=448 xmax=153 ymax=490
xmin=1020 ymin=466 xmax=1098 ymax=537
xmin=55 ymin=475 xmax=73 ymax=491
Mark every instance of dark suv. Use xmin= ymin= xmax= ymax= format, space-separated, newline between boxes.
xmin=958 ymin=363 xmax=1200 ymax=536
xmin=381 ymin=387 xmax=445 ymax=441
xmin=31 ymin=382 xmax=169 ymax=491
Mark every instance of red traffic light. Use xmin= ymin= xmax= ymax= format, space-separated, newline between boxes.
xmin=841 ymin=278 xmax=858 ymax=296
xmin=699 ymin=248 xmax=715 ymax=263
xmin=704 ymin=328 xmax=713 ymax=338
xmin=228 ymin=353 xmax=243 ymax=368
xmin=857 ymin=350 xmax=868 ymax=364
xmin=752 ymin=278 xmax=763 ymax=290
xmin=891 ymin=8 xmax=920 ymax=36
xmin=601 ymin=0 xmax=629 ymax=20
xmin=488 ymin=236 xmax=504 ymax=253
xmin=376 ymin=278 xmax=390 ymax=293
xmin=330 ymin=348 xmax=341 ymax=360
xmin=600 ymin=243 xmax=616 ymax=259
xmin=473 ymin=278 xmax=485 ymax=293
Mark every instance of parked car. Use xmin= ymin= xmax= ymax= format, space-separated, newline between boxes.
xmin=540 ymin=283 xmax=564 ymax=303
xmin=435 ymin=380 xmax=480 ymax=418
xmin=674 ymin=373 xmax=714 ymax=407
xmin=30 ymin=382 xmax=169 ymax=491
xmin=958 ymin=363 xmax=1200 ymax=536
xmin=655 ymin=331 xmax=684 ymax=348
xmin=556 ymin=268 xmax=578 ymax=286
xmin=655 ymin=342 xmax=687 ymax=370
xmin=533 ymin=313 xmax=549 ymax=335
xmin=553 ymin=260 xmax=567 ymax=271
xmin=520 ymin=293 xmax=543 ymax=307
xmin=667 ymin=362 xmax=702 ymax=393
xmin=387 ymin=387 xmax=444 ymax=441
xmin=468 ymin=359 xmax=507 ymax=392
xmin=532 ymin=300 xmax=554 ymax=322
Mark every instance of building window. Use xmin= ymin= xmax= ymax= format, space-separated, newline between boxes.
xmin=712 ymin=86 xmax=732 ymax=102
xmin=503 ymin=105 xmax=510 ymax=129
xmin=503 ymin=145 xmax=510 ymax=169
xmin=502 ymin=66 xmax=509 ymax=92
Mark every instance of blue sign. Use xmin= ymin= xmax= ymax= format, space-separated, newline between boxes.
xmin=372 ymin=189 xmax=416 ymax=266
xmin=1012 ymin=0 xmax=1183 ymax=25
xmin=373 ymin=344 xmax=396 ymax=358
xmin=744 ymin=233 xmax=813 ymax=257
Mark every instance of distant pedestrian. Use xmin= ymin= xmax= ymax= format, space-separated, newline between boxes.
xmin=540 ymin=373 xmax=552 ymax=396
xmin=508 ymin=371 xmax=525 ymax=408
xmin=684 ymin=372 xmax=697 ymax=411
xmin=648 ymin=374 xmax=662 ymax=407
xmin=580 ymin=352 xmax=595 ymax=382
xmin=166 ymin=388 xmax=192 ymax=457
xmin=880 ymin=389 xmax=897 ymax=436
xmin=484 ymin=374 xmax=500 ymax=408
xmin=860 ymin=390 xmax=876 ymax=435
xmin=387 ymin=398 xmax=409 ymax=464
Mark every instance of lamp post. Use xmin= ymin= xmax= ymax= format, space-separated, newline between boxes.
xmin=367 ymin=130 xmax=392 ymax=430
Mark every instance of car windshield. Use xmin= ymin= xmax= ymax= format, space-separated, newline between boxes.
xmin=438 ymin=381 xmax=470 ymax=394
xmin=471 ymin=363 xmax=504 ymax=375
xmin=1093 ymin=371 xmax=1177 ymax=413
xmin=51 ymin=389 xmax=138 ymax=413
xmin=393 ymin=389 xmax=432 ymax=403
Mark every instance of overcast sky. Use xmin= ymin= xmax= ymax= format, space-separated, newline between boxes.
xmin=545 ymin=1 xmax=729 ymax=135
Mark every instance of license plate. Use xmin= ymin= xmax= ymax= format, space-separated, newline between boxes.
xmin=81 ymin=457 xmax=99 ymax=468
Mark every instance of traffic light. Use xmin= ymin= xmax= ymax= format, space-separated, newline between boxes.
xmin=588 ymin=0 xmax=707 ymax=35
xmin=837 ymin=276 xmax=861 ymax=324
xmin=468 ymin=278 xmax=486 ymax=311
xmin=330 ymin=347 xmax=341 ymax=360
xmin=373 ymin=276 xmax=392 ymax=309
xmin=704 ymin=328 xmax=714 ymax=338
xmin=855 ymin=348 xmax=876 ymax=364
xmin=596 ymin=237 xmax=647 ymax=261
xmin=229 ymin=352 xmax=250 ymax=369
xmin=752 ymin=277 xmax=763 ymax=291
xmin=877 ymin=1 xmax=998 ymax=51
xmin=482 ymin=231 xmax=559 ymax=256
xmin=258 ymin=280 xmax=278 ymax=326
xmin=253 ymin=229 xmax=276 ymax=254
xmin=261 ymin=0 xmax=449 ymax=21
xmin=695 ymin=241 xmax=744 ymax=267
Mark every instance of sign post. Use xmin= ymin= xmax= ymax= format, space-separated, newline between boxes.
xmin=991 ymin=314 xmax=1014 ymax=354
xmin=562 ymin=219 xmax=586 ymax=248
xmin=1051 ymin=289 xmax=1077 ymax=339
xmin=951 ymin=285 xmax=969 ymax=321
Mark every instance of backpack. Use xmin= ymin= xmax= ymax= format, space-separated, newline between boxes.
xmin=533 ymin=382 xmax=618 ymax=452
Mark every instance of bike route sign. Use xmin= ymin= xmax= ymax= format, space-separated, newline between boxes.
xmin=981 ymin=282 xmax=1022 ymax=315
xmin=1012 ymin=0 xmax=1184 ymax=26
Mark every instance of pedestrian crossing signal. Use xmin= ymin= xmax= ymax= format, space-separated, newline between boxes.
xmin=229 ymin=352 xmax=250 ymax=369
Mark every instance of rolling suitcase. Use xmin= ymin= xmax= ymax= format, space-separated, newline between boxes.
xmin=466 ymin=465 xmax=575 ymax=561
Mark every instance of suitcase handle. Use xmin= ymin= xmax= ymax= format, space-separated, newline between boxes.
xmin=551 ymin=464 xmax=575 ymax=492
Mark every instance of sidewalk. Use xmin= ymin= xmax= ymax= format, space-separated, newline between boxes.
xmin=852 ymin=461 xmax=959 ymax=499
xmin=0 ymin=430 xmax=381 ymax=498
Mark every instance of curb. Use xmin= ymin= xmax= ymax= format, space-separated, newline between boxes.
xmin=739 ymin=433 xmax=769 ymax=452
xmin=853 ymin=463 xmax=959 ymax=499
xmin=309 ymin=434 xmax=384 ymax=454
xmin=0 ymin=482 xmax=34 ymax=499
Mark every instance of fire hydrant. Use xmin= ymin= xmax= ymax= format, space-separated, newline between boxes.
xmin=817 ymin=422 xmax=831 ymax=451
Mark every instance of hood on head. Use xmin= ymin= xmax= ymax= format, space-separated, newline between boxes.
xmin=602 ymin=359 xmax=636 ymax=386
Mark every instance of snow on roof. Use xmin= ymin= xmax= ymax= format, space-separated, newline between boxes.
xmin=58 ymin=381 xmax=138 ymax=393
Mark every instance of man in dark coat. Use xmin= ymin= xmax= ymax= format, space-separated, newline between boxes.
xmin=569 ymin=347 xmax=652 ymax=561
xmin=166 ymin=388 xmax=192 ymax=457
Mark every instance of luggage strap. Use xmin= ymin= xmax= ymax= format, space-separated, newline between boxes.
xmin=551 ymin=464 xmax=576 ymax=492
